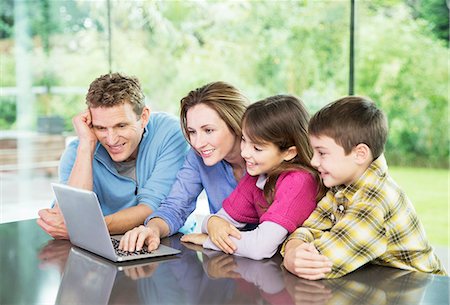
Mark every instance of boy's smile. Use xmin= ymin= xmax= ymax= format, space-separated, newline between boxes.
xmin=309 ymin=135 xmax=366 ymax=187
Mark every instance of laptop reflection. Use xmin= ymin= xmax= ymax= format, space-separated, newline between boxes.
xmin=55 ymin=247 xmax=173 ymax=305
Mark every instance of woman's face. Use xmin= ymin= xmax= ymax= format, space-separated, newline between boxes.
xmin=186 ymin=103 xmax=240 ymax=166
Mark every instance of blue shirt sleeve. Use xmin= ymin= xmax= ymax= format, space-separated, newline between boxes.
xmin=146 ymin=149 xmax=205 ymax=235
xmin=136 ymin=117 xmax=189 ymax=212
xmin=58 ymin=138 xmax=78 ymax=184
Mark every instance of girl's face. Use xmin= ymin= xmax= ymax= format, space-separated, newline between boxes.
xmin=240 ymin=128 xmax=292 ymax=176
xmin=186 ymin=103 xmax=240 ymax=166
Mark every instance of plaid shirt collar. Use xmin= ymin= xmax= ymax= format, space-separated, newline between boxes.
xmin=331 ymin=154 xmax=388 ymax=203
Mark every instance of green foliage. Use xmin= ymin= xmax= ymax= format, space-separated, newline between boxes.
xmin=390 ymin=167 xmax=449 ymax=246
xmin=0 ymin=1 xmax=448 ymax=167
xmin=355 ymin=4 xmax=449 ymax=167
xmin=414 ymin=0 xmax=449 ymax=45
xmin=0 ymin=96 xmax=16 ymax=129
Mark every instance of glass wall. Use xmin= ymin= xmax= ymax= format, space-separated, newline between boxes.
xmin=0 ymin=1 xmax=448 ymax=246
xmin=1 ymin=0 xmax=350 ymax=221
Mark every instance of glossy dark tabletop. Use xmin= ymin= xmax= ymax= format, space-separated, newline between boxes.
xmin=1 ymin=219 xmax=448 ymax=305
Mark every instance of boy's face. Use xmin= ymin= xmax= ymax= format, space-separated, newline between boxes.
xmin=309 ymin=135 xmax=362 ymax=187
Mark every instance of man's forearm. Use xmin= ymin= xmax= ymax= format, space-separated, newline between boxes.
xmin=105 ymin=204 xmax=153 ymax=235
xmin=67 ymin=141 xmax=96 ymax=190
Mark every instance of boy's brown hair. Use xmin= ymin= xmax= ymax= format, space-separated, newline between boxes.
xmin=309 ymin=96 xmax=388 ymax=159
xmin=86 ymin=73 xmax=145 ymax=116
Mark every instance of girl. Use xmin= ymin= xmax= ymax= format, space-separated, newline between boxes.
xmin=181 ymin=95 xmax=326 ymax=260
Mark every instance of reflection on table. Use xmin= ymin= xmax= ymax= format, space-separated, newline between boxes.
xmin=1 ymin=219 xmax=448 ymax=305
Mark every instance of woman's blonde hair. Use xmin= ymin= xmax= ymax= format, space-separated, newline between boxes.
xmin=180 ymin=81 xmax=249 ymax=145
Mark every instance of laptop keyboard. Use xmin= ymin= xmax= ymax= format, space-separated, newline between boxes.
xmin=111 ymin=238 xmax=154 ymax=257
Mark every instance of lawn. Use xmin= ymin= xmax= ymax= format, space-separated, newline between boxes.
xmin=389 ymin=167 xmax=449 ymax=246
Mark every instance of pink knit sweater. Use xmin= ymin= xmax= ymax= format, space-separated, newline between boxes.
xmin=222 ymin=170 xmax=317 ymax=233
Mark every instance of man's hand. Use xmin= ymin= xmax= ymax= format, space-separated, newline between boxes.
xmin=38 ymin=239 xmax=72 ymax=274
xmin=37 ymin=204 xmax=69 ymax=240
xmin=283 ymin=240 xmax=333 ymax=280
xmin=207 ymin=216 xmax=241 ymax=254
xmin=180 ymin=233 xmax=208 ymax=246
xmin=72 ymin=109 xmax=98 ymax=146
xmin=119 ymin=224 xmax=161 ymax=252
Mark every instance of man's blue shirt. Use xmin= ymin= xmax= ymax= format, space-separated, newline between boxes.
xmin=58 ymin=112 xmax=188 ymax=215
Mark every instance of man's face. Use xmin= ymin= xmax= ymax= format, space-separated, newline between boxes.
xmin=91 ymin=103 xmax=149 ymax=162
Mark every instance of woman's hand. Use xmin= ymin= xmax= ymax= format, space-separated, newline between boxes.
xmin=119 ymin=224 xmax=161 ymax=252
xmin=180 ymin=233 xmax=208 ymax=246
xmin=207 ymin=216 xmax=241 ymax=254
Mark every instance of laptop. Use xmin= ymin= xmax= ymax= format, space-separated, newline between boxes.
xmin=51 ymin=183 xmax=180 ymax=262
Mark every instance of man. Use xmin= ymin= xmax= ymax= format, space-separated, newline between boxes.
xmin=37 ymin=73 xmax=188 ymax=239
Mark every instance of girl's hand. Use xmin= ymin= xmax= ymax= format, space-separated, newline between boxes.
xmin=207 ymin=216 xmax=241 ymax=254
xmin=180 ymin=233 xmax=208 ymax=246
xmin=205 ymin=254 xmax=240 ymax=279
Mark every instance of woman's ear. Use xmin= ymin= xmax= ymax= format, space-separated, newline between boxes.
xmin=353 ymin=143 xmax=372 ymax=165
xmin=283 ymin=146 xmax=298 ymax=162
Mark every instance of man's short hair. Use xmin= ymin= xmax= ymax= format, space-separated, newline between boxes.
xmin=309 ymin=96 xmax=388 ymax=159
xmin=86 ymin=72 xmax=145 ymax=116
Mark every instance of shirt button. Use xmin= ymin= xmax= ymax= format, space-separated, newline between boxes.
xmin=330 ymin=214 xmax=335 ymax=222
xmin=338 ymin=205 xmax=345 ymax=212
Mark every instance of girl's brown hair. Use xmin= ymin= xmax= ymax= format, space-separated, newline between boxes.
xmin=242 ymin=95 xmax=326 ymax=203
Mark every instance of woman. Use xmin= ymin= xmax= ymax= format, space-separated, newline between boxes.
xmin=119 ymin=81 xmax=249 ymax=252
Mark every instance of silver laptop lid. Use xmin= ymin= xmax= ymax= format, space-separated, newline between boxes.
xmin=52 ymin=183 xmax=181 ymax=262
xmin=52 ymin=183 xmax=118 ymax=261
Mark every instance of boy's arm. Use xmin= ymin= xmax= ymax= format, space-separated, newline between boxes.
xmin=279 ymin=193 xmax=340 ymax=280
xmin=283 ymin=239 xmax=333 ymax=280
xmin=312 ymin=201 xmax=387 ymax=278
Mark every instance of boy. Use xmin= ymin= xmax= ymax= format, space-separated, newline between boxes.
xmin=282 ymin=96 xmax=446 ymax=280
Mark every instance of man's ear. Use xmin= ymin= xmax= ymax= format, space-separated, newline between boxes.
xmin=353 ymin=143 xmax=372 ymax=165
xmin=283 ymin=146 xmax=298 ymax=162
xmin=140 ymin=106 xmax=151 ymax=128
